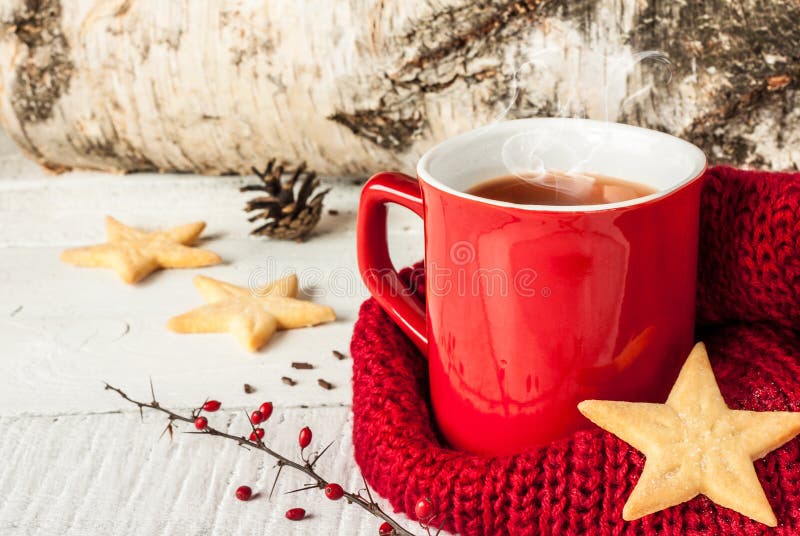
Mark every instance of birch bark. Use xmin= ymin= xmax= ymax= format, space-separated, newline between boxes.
xmin=0 ymin=0 xmax=797 ymax=175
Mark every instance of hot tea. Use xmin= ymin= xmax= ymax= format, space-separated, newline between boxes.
xmin=466 ymin=171 xmax=656 ymax=206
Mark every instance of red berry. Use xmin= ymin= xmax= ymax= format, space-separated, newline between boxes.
xmin=324 ymin=483 xmax=344 ymax=500
xmin=415 ymin=497 xmax=435 ymax=520
xmin=194 ymin=416 xmax=208 ymax=430
xmin=249 ymin=428 xmax=265 ymax=441
xmin=250 ymin=410 xmax=263 ymax=424
xmin=379 ymin=521 xmax=394 ymax=535
xmin=298 ymin=426 xmax=312 ymax=449
xmin=235 ymin=485 xmax=252 ymax=501
xmin=203 ymin=400 xmax=221 ymax=412
xmin=259 ymin=401 xmax=274 ymax=421
xmin=285 ymin=508 xmax=306 ymax=521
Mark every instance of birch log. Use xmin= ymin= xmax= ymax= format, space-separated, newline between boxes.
xmin=0 ymin=0 xmax=798 ymax=176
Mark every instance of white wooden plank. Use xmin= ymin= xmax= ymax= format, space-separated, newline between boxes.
xmin=0 ymin=128 xmax=429 ymax=535
xmin=0 ymin=229 xmax=422 ymax=416
xmin=0 ymin=130 xmax=424 ymax=417
xmin=0 ymin=408 xmax=419 ymax=535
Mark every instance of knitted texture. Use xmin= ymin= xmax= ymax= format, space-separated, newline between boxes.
xmin=351 ymin=166 xmax=800 ymax=535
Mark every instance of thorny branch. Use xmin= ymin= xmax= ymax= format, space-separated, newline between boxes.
xmin=104 ymin=382 xmax=421 ymax=536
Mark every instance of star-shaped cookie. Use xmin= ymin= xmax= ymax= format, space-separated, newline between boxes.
xmin=167 ymin=274 xmax=335 ymax=351
xmin=579 ymin=342 xmax=800 ymax=527
xmin=61 ymin=216 xmax=221 ymax=283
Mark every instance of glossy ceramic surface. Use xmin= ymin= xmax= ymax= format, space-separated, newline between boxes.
xmin=357 ymin=118 xmax=707 ymax=455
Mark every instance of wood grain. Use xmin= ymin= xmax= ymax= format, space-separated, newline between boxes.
xmin=0 ymin=129 xmax=424 ymax=534
xmin=0 ymin=409 xmax=415 ymax=535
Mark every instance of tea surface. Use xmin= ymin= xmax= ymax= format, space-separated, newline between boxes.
xmin=466 ymin=171 xmax=657 ymax=206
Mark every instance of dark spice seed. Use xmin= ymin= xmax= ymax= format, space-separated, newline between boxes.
xmin=328 ymin=209 xmax=339 ymax=216
xmin=317 ymin=379 xmax=334 ymax=390
xmin=332 ymin=350 xmax=346 ymax=360
xmin=291 ymin=362 xmax=314 ymax=370
xmin=243 ymin=383 xmax=255 ymax=394
xmin=282 ymin=376 xmax=297 ymax=386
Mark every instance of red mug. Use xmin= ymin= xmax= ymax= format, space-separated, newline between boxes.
xmin=357 ymin=118 xmax=707 ymax=456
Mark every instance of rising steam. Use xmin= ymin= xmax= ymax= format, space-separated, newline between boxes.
xmin=493 ymin=33 xmax=672 ymax=201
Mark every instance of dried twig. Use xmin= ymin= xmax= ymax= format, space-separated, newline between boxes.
xmin=104 ymin=382 xmax=416 ymax=536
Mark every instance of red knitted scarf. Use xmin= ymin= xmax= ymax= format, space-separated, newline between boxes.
xmin=351 ymin=166 xmax=800 ymax=535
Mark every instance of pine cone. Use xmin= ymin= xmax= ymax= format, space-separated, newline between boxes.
xmin=240 ymin=160 xmax=330 ymax=241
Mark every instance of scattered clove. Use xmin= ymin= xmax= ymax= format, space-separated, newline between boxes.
xmin=317 ymin=378 xmax=334 ymax=390
xmin=332 ymin=350 xmax=346 ymax=360
xmin=767 ymin=74 xmax=790 ymax=91
xmin=292 ymin=362 xmax=314 ymax=370
xmin=243 ymin=383 xmax=255 ymax=394
xmin=282 ymin=376 xmax=297 ymax=386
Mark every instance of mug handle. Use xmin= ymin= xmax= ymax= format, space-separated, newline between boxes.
xmin=357 ymin=171 xmax=428 ymax=354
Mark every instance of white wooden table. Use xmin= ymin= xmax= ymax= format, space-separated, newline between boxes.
xmin=0 ymin=128 xmax=425 ymax=535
